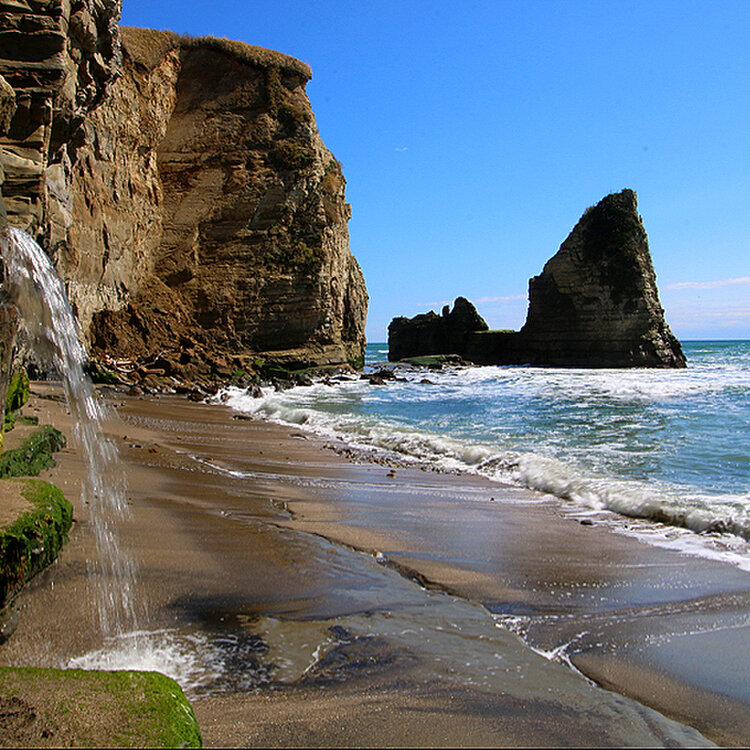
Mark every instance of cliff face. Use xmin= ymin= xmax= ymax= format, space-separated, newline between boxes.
xmin=0 ymin=0 xmax=122 ymax=245
xmin=1 ymin=15 xmax=367 ymax=377
xmin=77 ymin=28 xmax=367 ymax=372
xmin=389 ymin=190 xmax=685 ymax=369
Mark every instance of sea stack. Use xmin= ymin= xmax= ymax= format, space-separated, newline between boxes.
xmin=517 ymin=189 xmax=685 ymax=367
xmin=388 ymin=297 xmax=488 ymax=362
xmin=389 ymin=190 xmax=686 ymax=368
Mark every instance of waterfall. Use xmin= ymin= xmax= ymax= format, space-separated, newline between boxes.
xmin=1 ymin=226 xmax=138 ymax=637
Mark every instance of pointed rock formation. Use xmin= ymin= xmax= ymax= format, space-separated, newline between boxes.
xmin=389 ymin=190 xmax=686 ymax=368
xmin=517 ymin=189 xmax=685 ymax=367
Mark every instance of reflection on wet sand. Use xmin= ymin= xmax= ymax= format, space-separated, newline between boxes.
xmin=0 ymin=387 xmax=731 ymax=746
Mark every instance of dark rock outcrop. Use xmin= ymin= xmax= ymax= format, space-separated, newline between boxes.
xmin=390 ymin=190 xmax=686 ymax=368
xmin=1 ymin=11 xmax=368 ymax=377
xmin=388 ymin=297 xmax=487 ymax=362
xmin=514 ymin=189 xmax=685 ymax=367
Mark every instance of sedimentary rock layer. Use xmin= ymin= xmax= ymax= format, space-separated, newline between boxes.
xmin=390 ymin=190 xmax=685 ymax=368
xmin=1 ymin=9 xmax=367 ymax=374
xmin=77 ymin=28 xmax=368 ymax=371
xmin=0 ymin=0 xmax=122 ymax=245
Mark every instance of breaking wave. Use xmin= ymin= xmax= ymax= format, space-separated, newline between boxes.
xmin=212 ymin=341 xmax=750 ymax=565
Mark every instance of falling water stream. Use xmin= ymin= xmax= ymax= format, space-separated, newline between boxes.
xmin=0 ymin=226 xmax=245 ymax=691
xmin=1 ymin=226 xmax=138 ymax=637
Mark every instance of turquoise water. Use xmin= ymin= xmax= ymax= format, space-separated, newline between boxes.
xmin=219 ymin=341 xmax=750 ymax=565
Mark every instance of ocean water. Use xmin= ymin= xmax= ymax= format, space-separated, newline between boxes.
xmin=216 ymin=341 xmax=750 ymax=569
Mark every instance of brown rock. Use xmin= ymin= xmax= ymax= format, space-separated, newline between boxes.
xmin=0 ymin=0 xmax=121 ymax=239
xmin=1 ymin=18 xmax=368 ymax=379
xmin=69 ymin=28 xmax=368 ymax=372
xmin=0 ymin=75 xmax=15 ymax=136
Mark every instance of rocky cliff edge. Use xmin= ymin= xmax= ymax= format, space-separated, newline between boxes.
xmin=71 ymin=27 xmax=368 ymax=377
xmin=1 ymin=11 xmax=368 ymax=385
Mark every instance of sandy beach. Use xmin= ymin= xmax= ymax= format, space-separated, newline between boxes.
xmin=1 ymin=383 xmax=748 ymax=746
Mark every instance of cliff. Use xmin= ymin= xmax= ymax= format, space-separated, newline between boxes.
xmin=1 ymin=8 xmax=368 ymax=381
xmin=390 ymin=190 xmax=686 ymax=368
xmin=0 ymin=0 xmax=121 ymax=244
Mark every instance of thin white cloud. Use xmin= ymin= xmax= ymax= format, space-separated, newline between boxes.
xmin=416 ymin=295 xmax=527 ymax=311
xmin=476 ymin=294 xmax=527 ymax=303
xmin=665 ymin=277 xmax=750 ymax=290
xmin=394 ymin=146 xmax=409 ymax=152
xmin=668 ymin=304 xmax=750 ymax=326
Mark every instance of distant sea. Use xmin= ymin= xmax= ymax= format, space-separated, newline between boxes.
xmin=218 ymin=341 xmax=750 ymax=570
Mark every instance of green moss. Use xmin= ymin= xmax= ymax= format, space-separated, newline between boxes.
xmin=265 ymin=238 xmax=325 ymax=272
xmin=5 ymin=367 xmax=29 ymax=414
xmin=3 ymin=367 xmax=30 ymax=435
xmin=348 ymin=354 xmax=365 ymax=370
xmin=580 ymin=191 xmax=644 ymax=303
xmin=86 ymin=361 xmax=122 ymax=385
xmin=0 ymin=479 xmax=72 ymax=606
xmin=0 ymin=667 xmax=202 ymax=748
xmin=0 ymin=426 xmax=66 ymax=479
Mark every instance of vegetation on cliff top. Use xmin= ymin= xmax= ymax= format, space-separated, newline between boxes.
xmin=121 ymin=26 xmax=311 ymax=79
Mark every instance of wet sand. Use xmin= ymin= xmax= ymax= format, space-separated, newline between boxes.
xmin=1 ymin=383 xmax=748 ymax=745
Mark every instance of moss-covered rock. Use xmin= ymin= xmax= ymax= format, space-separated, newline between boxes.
xmin=0 ymin=479 xmax=72 ymax=607
xmin=0 ymin=426 xmax=66 ymax=479
xmin=5 ymin=367 xmax=29 ymax=415
xmin=0 ymin=479 xmax=73 ymax=606
xmin=0 ymin=666 xmax=202 ymax=748
xmin=2 ymin=366 xmax=30 ymax=437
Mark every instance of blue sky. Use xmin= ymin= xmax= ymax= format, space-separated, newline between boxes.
xmin=121 ymin=0 xmax=750 ymax=342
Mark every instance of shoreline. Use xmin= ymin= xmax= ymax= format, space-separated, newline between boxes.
xmin=0 ymin=382 xmax=746 ymax=745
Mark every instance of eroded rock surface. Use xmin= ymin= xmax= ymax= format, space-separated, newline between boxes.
xmin=388 ymin=297 xmax=487 ymax=362
xmin=0 ymin=15 xmax=368 ymax=377
xmin=516 ymin=189 xmax=685 ymax=367
xmin=390 ymin=190 xmax=685 ymax=368
xmin=0 ymin=0 xmax=122 ymax=245
xmin=81 ymin=29 xmax=367 ymax=372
